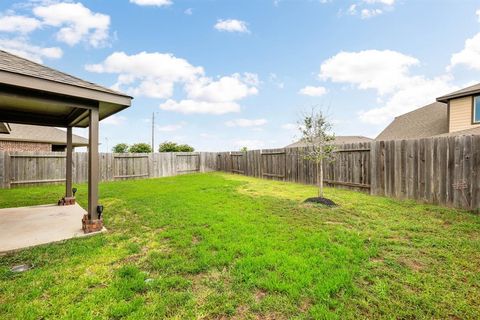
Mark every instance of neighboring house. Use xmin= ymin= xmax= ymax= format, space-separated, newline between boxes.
xmin=0 ymin=123 xmax=88 ymax=152
xmin=377 ymin=83 xmax=480 ymax=140
xmin=285 ymin=135 xmax=373 ymax=148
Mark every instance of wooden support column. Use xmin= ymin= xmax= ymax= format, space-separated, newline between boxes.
xmin=66 ymin=126 xmax=73 ymax=198
xmin=88 ymin=108 xmax=99 ymax=220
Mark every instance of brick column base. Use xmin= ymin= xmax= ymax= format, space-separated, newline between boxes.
xmin=82 ymin=214 xmax=103 ymax=233
xmin=58 ymin=197 xmax=76 ymax=206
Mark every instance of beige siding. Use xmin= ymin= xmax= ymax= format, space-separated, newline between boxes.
xmin=449 ymin=96 xmax=480 ymax=132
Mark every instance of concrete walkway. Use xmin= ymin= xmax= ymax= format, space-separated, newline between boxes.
xmin=0 ymin=203 xmax=103 ymax=253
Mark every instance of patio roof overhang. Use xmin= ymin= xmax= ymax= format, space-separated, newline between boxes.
xmin=0 ymin=70 xmax=132 ymax=127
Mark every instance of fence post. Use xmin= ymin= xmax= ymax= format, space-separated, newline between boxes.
xmin=4 ymin=151 xmax=11 ymax=189
xmin=0 ymin=151 xmax=4 ymax=189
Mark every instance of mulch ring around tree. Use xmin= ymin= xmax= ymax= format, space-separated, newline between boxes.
xmin=303 ymin=197 xmax=337 ymax=207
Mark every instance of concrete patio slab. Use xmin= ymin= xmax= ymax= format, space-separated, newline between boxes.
xmin=0 ymin=203 xmax=105 ymax=253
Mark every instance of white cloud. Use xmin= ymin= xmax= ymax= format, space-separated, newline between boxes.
xmin=347 ymin=0 xmax=394 ymax=18
xmin=101 ymin=115 xmax=127 ymax=125
xmin=0 ymin=15 xmax=41 ymax=33
xmin=319 ymin=49 xmax=456 ymax=125
xmin=184 ymin=8 xmax=193 ymax=15
xmin=157 ymin=121 xmax=186 ymax=132
xmin=449 ymin=33 xmax=480 ymax=71
xmin=186 ymin=74 xmax=258 ymax=102
xmin=225 ymin=118 xmax=267 ymax=127
xmin=447 ymin=10 xmax=480 ymax=71
xmin=33 ymin=2 xmax=110 ymax=47
xmin=214 ymin=19 xmax=249 ymax=33
xmin=86 ymin=51 xmax=203 ymax=98
xmin=88 ymin=51 xmax=258 ymax=114
xmin=320 ymin=50 xmax=419 ymax=94
xmin=359 ymin=75 xmax=456 ymax=124
xmin=363 ymin=0 xmax=395 ymax=5
xmin=298 ymin=85 xmax=327 ymax=96
xmin=348 ymin=4 xmax=357 ymax=15
xmin=159 ymin=99 xmax=240 ymax=114
xmin=130 ymin=0 xmax=173 ymax=6
xmin=361 ymin=8 xmax=383 ymax=19
xmin=0 ymin=37 xmax=62 ymax=63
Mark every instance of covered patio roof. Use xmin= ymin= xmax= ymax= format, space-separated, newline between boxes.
xmin=0 ymin=50 xmax=132 ymax=127
xmin=0 ymin=50 xmax=132 ymax=239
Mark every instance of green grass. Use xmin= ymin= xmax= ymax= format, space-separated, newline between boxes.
xmin=0 ymin=172 xmax=479 ymax=319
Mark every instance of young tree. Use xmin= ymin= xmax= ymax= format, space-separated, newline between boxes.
xmin=158 ymin=141 xmax=195 ymax=152
xmin=128 ymin=143 xmax=152 ymax=153
xmin=298 ymin=109 xmax=336 ymax=197
xmin=112 ymin=143 xmax=129 ymax=153
xmin=240 ymin=146 xmax=248 ymax=152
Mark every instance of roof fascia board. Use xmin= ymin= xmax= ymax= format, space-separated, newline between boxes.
xmin=437 ymin=90 xmax=480 ymax=103
xmin=0 ymin=70 xmax=132 ymax=107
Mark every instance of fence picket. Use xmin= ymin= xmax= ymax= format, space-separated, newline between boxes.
xmin=1 ymin=137 xmax=479 ymax=210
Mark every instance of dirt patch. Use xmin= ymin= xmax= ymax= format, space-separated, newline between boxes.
xmin=192 ymin=235 xmax=202 ymax=245
xmin=232 ymin=305 xmax=249 ymax=319
xmin=370 ymin=257 xmax=384 ymax=264
xmin=324 ymin=221 xmax=344 ymax=225
xmin=254 ymin=313 xmax=287 ymax=320
xmin=254 ymin=289 xmax=267 ymax=302
xmin=398 ymin=257 xmax=424 ymax=271
xmin=299 ymin=298 xmax=312 ymax=312
xmin=303 ymin=197 xmax=337 ymax=207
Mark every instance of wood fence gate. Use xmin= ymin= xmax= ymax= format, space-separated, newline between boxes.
xmin=175 ymin=153 xmax=200 ymax=174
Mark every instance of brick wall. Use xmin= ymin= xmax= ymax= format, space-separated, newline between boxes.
xmin=0 ymin=140 xmax=51 ymax=152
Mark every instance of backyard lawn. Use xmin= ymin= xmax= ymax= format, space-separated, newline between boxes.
xmin=0 ymin=172 xmax=479 ymax=319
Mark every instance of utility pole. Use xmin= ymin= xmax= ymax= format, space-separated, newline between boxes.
xmin=151 ymin=112 xmax=155 ymax=153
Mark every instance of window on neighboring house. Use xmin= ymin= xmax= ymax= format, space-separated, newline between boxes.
xmin=474 ymin=96 xmax=480 ymax=124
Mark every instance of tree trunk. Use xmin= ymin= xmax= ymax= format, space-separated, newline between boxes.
xmin=317 ymin=159 xmax=323 ymax=197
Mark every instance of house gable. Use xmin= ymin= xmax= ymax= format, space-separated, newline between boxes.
xmin=437 ymin=83 xmax=480 ymax=133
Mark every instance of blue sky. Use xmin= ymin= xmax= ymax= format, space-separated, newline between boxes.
xmin=1 ymin=0 xmax=480 ymax=151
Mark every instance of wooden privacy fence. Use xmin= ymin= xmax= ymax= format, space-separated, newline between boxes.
xmin=217 ymin=143 xmax=371 ymax=190
xmin=1 ymin=136 xmax=479 ymax=211
xmin=217 ymin=137 xmax=479 ymax=211
xmin=0 ymin=151 xmax=218 ymax=188
xmin=371 ymin=135 xmax=480 ymax=210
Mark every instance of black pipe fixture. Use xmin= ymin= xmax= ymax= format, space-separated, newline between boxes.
xmin=97 ymin=205 xmax=104 ymax=219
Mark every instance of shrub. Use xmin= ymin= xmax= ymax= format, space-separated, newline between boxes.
xmin=129 ymin=143 xmax=152 ymax=153
xmin=112 ymin=143 xmax=129 ymax=153
xmin=158 ymin=141 xmax=195 ymax=152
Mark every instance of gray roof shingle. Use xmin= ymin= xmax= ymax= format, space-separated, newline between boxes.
xmin=433 ymin=126 xmax=480 ymax=137
xmin=0 ymin=123 xmax=88 ymax=146
xmin=376 ymin=102 xmax=448 ymax=141
xmin=0 ymin=50 xmax=130 ymax=98
xmin=285 ymin=135 xmax=373 ymax=148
